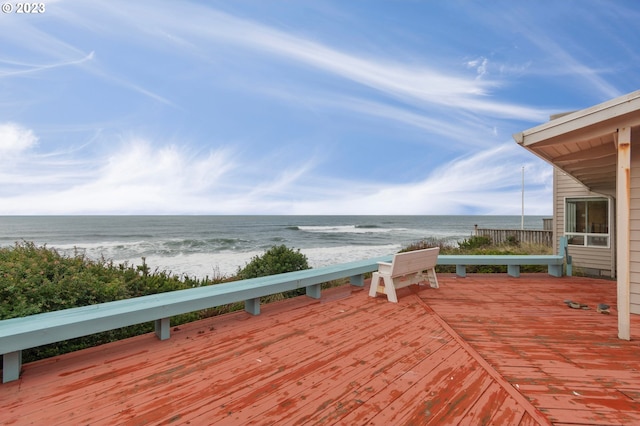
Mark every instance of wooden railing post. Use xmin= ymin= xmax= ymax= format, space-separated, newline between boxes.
xmin=155 ymin=318 xmax=170 ymax=340
xmin=245 ymin=298 xmax=260 ymax=315
xmin=350 ymin=274 xmax=364 ymax=286
xmin=3 ymin=351 xmax=21 ymax=383
xmin=306 ymin=284 xmax=321 ymax=299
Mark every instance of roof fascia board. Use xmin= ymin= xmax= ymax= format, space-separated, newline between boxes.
xmin=514 ymin=90 xmax=640 ymax=146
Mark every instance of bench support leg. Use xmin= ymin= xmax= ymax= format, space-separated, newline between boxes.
xmin=369 ymin=273 xmax=399 ymax=303
xmin=155 ymin=318 xmax=170 ymax=340
xmin=369 ymin=272 xmax=381 ymax=298
xmin=306 ymin=284 xmax=321 ymax=299
xmin=456 ymin=265 xmax=467 ymax=277
xmin=245 ymin=297 xmax=260 ymax=315
xmin=350 ymin=274 xmax=364 ymax=287
xmin=3 ymin=351 xmax=22 ymax=383
xmin=507 ymin=265 xmax=520 ymax=278
xmin=382 ymin=276 xmax=398 ymax=303
xmin=426 ymin=268 xmax=439 ymax=288
xmin=548 ymin=264 xmax=562 ymax=277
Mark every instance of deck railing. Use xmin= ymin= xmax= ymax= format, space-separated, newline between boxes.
xmin=1 ymin=246 xmax=569 ymax=383
xmin=1 ymin=256 xmax=393 ymax=383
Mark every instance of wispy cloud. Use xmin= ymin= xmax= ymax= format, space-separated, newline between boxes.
xmin=0 ymin=122 xmax=38 ymax=155
xmin=486 ymin=4 xmax=623 ymax=101
xmin=0 ymin=8 xmax=173 ymax=106
xmin=0 ymin=135 xmax=238 ymax=214
xmin=81 ymin=54 xmax=177 ymax=106
xmin=253 ymin=88 xmax=500 ymax=148
xmin=0 ymin=52 xmax=94 ymax=77
xmin=0 ymin=122 xmax=552 ymax=215
xmin=466 ymin=57 xmax=489 ymax=79
xmin=179 ymin=7 xmax=549 ymax=121
xmin=53 ymin=1 xmax=553 ymax=122
xmin=283 ymin=143 xmax=552 ymax=216
xmin=525 ymin=35 xmax=620 ymax=100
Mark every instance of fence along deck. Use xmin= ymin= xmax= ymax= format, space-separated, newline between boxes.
xmin=474 ymin=225 xmax=553 ymax=247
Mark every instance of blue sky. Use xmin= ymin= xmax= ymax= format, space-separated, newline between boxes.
xmin=1 ymin=0 xmax=638 ymax=215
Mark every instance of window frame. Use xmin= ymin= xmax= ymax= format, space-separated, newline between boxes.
xmin=564 ymin=196 xmax=610 ymax=248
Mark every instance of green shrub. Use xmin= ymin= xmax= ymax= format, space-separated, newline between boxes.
xmin=237 ymin=245 xmax=310 ymax=279
xmin=457 ymin=235 xmax=492 ymax=250
xmin=505 ymin=234 xmax=518 ymax=246
xmin=236 ymin=245 xmax=311 ymax=300
xmin=399 ymin=238 xmax=451 ymax=253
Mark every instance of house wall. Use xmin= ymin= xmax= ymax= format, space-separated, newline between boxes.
xmin=554 ymin=169 xmax=615 ymax=277
xmin=629 ymin=137 xmax=640 ymax=314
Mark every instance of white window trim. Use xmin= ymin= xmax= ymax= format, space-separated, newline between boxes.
xmin=564 ymin=196 xmax=611 ymax=249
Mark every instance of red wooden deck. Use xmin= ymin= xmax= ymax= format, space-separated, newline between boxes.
xmin=1 ymin=274 xmax=639 ymax=425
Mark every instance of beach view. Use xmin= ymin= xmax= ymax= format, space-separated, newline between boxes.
xmin=2 ymin=1 xmax=640 ymax=424
xmin=0 ymin=215 xmax=546 ymax=278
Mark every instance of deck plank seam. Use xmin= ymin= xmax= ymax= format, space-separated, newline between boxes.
xmin=409 ymin=287 xmax=553 ymax=426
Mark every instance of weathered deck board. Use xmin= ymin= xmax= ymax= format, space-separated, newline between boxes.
xmin=0 ymin=281 xmax=549 ymax=425
xmin=1 ymin=274 xmax=639 ymax=425
xmin=423 ymin=273 xmax=640 ymax=426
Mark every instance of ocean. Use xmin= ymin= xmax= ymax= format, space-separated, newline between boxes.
xmin=0 ymin=215 xmax=546 ymax=279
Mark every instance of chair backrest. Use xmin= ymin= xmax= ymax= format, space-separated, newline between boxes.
xmin=390 ymin=247 xmax=440 ymax=278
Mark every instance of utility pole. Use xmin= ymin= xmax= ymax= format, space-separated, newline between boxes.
xmin=521 ymin=166 xmax=524 ymax=230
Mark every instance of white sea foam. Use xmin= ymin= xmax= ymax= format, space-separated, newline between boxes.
xmin=122 ymin=251 xmax=262 ymax=279
xmin=116 ymin=244 xmax=401 ymax=279
xmin=301 ymin=244 xmax=400 ymax=268
xmin=52 ymin=240 xmax=161 ymax=262
xmin=297 ymin=225 xmax=401 ymax=234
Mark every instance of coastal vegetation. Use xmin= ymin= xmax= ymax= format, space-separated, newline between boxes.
xmin=1 ymin=237 xmax=550 ymax=362
xmin=403 ymin=235 xmax=552 ymax=274
xmin=0 ymin=242 xmax=314 ymax=362
xmin=236 ymin=244 xmax=310 ymax=279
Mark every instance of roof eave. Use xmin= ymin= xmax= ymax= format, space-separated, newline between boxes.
xmin=513 ymin=90 xmax=640 ymax=148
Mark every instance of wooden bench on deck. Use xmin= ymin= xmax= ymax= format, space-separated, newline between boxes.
xmin=369 ymin=247 xmax=440 ymax=303
xmin=0 ymin=256 xmax=393 ymax=384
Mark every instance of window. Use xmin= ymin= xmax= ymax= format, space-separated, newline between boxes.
xmin=565 ymin=197 xmax=609 ymax=247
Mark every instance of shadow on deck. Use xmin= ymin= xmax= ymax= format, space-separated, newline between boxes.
xmin=1 ymin=274 xmax=638 ymax=425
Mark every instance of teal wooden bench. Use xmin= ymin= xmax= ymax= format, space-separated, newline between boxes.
xmin=437 ymin=254 xmax=565 ymax=277
xmin=437 ymin=236 xmax=572 ymax=278
xmin=0 ymin=255 xmax=392 ymax=383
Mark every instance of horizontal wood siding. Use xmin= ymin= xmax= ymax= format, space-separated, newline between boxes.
xmin=566 ymin=246 xmax=613 ymax=273
xmin=554 ymin=170 xmax=614 ymax=276
xmin=474 ymin=229 xmax=552 ymax=246
xmin=630 ymin=140 xmax=640 ymax=314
